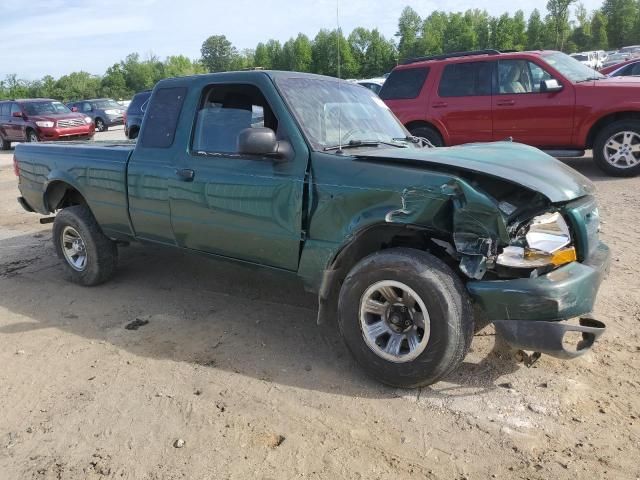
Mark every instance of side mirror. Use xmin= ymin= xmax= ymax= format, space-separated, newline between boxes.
xmin=71 ymin=106 xmax=78 ymax=112
xmin=12 ymin=111 xmax=23 ymax=118
xmin=541 ymin=78 xmax=563 ymax=93
xmin=238 ymin=127 xmax=278 ymax=156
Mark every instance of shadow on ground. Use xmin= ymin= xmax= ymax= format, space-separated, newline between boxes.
xmin=0 ymin=229 xmax=520 ymax=398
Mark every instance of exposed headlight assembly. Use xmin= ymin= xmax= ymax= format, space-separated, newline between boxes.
xmin=497 ymin=212 xmax=576 ymax=269
xmin=35 ymin=121 xmax=54 ymax=128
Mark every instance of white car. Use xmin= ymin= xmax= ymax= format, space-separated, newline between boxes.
xmin=570 ymin=51 xmax=601 ymax=70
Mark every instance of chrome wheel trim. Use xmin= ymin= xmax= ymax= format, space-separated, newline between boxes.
xmin=359 ymin=280 xmax=430 ymax=363
xmin=61 ymin=226 xmax=88 ymax=272
xmin=28 ymin=131 xmax=38 ymax=142
xmin=603 ymin=130 xmax=640 ymax=169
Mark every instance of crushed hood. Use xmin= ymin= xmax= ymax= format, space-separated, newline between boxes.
xmin=355 ymin=141 xmax=594 ymax=203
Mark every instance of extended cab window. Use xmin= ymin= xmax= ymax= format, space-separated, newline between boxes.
xmin=438 ymin=62 xmax=491 ymax=97
xmin=379 ymin=67 xmax=429 ymax=100
xmin=140 ymin=87 xmax=187 ymax=148
xmin=498 ymin=60 xmax=552 ymax=94
xmin=192 ymin=84 xmax=278 ymax=154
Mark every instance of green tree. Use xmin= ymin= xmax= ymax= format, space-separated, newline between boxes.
xmin=467 ymin=9 xmax=491 ymax=49
xmin=101 ymin=64 xmax=129 ymax=99
xmin=527 ymin=10 xmax=547 ymax=49
xmin=602 ymin=0 xmax=638 ymax=48
xmin=546 ymin=0 xmax=576 ymax=49
xmin=443 ymin=13 xmax=477 ymax=52
xmin=513 ymin=10 xmax=528 ymax=50
xmin=591 ymin=11 xmax=609 ymax=49
xmin=54 ymin=71 xmax=101 ymax=102
xmin=492 ymin=13 xmax=516 ymax=50
xmin=421 ymin=11 xmax=448 ymax=54
xmin=164 ymin=55 xmax=206 ymax=78
xmin=201 ymin=35 xmax=238 ymax=72
xmin=396 ymin=6 xmax=423 ymax=60
xmin=311 ymin=29 xmax=357 ymax=78
xmin=361 ymin=30 xmax=397 ymax=77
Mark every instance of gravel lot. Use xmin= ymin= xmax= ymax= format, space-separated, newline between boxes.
xmin=0 ymin=129 xmax=638 ymax=479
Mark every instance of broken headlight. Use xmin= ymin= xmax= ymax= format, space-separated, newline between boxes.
xmin=497 ymin=212 xmax=576 ymax=269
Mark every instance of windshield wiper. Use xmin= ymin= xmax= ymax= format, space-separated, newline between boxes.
xmin=323 ymin=139 xmax=408 ymax=152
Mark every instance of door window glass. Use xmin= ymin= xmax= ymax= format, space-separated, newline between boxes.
xmin=438 ymin=62 xmax=492 ymax=97
xmin=192 ymin=84 xmax=278 ymax=154
xmin=380 ymin=67 xmax=429 ymax=100
xmin=140 ymin=87 xmax=187 ymax=148
xmin=10 ymin=103 xmax=21 ymax=115
xmin=498 ymin=60 xmax=552 ymax=94
xmin=82 ymin=102 xmax=93 ymax=112
xmin=0 ymin=103 xmax=9 ymax=116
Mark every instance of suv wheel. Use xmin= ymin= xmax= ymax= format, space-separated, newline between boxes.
xmin=593 ymin=120 xmax=640 ymax=176
xmin=409 ymin=125 xmax=444 ymax=147
xmin=95 ymin=118 xmax=107 ymax=132
xmin=337 ymin=248 xmax=473 ymax=388
xmin=0 ymin=136 xmax=10 ymax=150
xmin=52 ymin=205 xmax=118 ymax=286
xmin=26 ymin=130 xmax=39 ymax=143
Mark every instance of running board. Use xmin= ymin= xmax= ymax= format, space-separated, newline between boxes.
xmin=542 ymin=149 xmax=585 ymax=158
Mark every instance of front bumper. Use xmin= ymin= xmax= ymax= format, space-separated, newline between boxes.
xmin=37 ymin=124 xmax=95 ymax=141
xmin=467 ymin=242 xmax=610 ymax=357
xmin=105 ymin=115 xmax=124 ymax=126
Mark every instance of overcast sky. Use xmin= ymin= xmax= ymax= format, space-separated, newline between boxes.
xmin=2 ymin=0 xmax=605 ymax=79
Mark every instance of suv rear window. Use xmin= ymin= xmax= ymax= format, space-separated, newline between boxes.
xmin=140 ymin=87 xmax=187 ymax=149
xmin=128 ymin=91 xmax=152 ymax=114
xmin=438 ymin=62 xmax=492 ymax=97
xmin=379 ymin=67 xmax=429 ymax=100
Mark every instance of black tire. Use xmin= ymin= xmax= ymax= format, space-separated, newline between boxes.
xmin=128 ymin=127 xmax=139 ymax=140
xmin=25 ymin=129 xmax=39 ymax=143
xmin=409 ymin=125 xmax=444 ymax=147
xmin=52 ymin=205 xmax=118 ymax=286
xmin=95 ymin=118 xmax=107 ymax=132
xmin=338 ymin=248 xmax=473 ymax=388
xmin=593 ymin=120 xmax=640 ymax=177
xmin=0 ymin=136 xmax=9 ymax=150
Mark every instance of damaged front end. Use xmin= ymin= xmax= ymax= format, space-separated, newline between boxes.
xmin=393 ymin=174 xmax=609 ymax=359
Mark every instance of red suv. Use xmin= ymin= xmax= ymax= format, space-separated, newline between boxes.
xmin=0 ymin=98 xmax=95 ymax=150
xmin=381 ymin=49 xmax=640 ymax=176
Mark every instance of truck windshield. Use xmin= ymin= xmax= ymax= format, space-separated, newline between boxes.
xmin=276 ymin=77 xmax=410 ymax=151
xmin=23 ymin=101 xmax=71 ymax=115
xmin=541 ymin=52 xmax=605 ymax=82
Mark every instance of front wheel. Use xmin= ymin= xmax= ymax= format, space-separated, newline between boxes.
xmin=338 ymin=248 xmax=474 ymax=388
xmin=593 ymin=120 xmax=640 ymax=176
xmin=408 ymin=125 xmax=443 ymax=147
xmin=26 ymin=130 xmax=39 ymax=143
xmin=95 ymin=118 xmax=107 ymax=132
xmin=52 ymin=205 xmax=118 ymax=286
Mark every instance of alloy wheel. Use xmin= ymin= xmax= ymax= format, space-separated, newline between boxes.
xmin=603 ymin=130 xmax=640 ymax=169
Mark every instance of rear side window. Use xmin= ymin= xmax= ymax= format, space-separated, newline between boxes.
xmin=438 ymin=62 xmax=492 ymax=97
xmin=140 ymin=87 xmax=187 ymax=149
xmin=379 ymin=67 xmax=429 ymax=100
xmin=0 ymin=103 xmax=9 ymax=116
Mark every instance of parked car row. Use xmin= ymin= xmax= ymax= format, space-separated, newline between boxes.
xmin=0 ymin=99 xmax=94 ymax=149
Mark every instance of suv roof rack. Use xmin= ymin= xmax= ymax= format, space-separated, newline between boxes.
xmin=402 ymin=49 xmax=503 ymax=65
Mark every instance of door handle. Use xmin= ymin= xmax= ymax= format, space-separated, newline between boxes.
xmin=432 ymin=102 xmax=448 ymax=108
xmin=497 ymin=99 xmax=515 ymax=106
xmin=175 ymin=168 xmax=195 ymax=182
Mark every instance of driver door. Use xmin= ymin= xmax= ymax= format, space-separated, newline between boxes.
xmin=492 ymin=59 xmax=575 ymax=147
xmin=169 ymin=82 xmax=307 ymax=271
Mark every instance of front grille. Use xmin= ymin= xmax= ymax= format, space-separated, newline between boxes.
xmin=57 ymin=118 xmax=85 ymax=128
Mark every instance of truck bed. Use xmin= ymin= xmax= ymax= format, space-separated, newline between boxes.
xmin=16 ymin=141 xmax=135 ymax=238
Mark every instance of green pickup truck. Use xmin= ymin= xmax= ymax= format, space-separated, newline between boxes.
xmin=14 ymin=71 xmax=609 ymax=387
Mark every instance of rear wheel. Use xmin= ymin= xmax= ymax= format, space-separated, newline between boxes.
xmin=0 ymin=136 xmax=9 ymax=150
xmin=593 ymin=120 xmax=640 ymax=176
xmin=95 ymin=118 xmax=107 ymax=132
xmin=337 ymin=248 xmax=474 ymax=387
xmin=26 ymin=129 xmax=38 ymax=143
xmin=408 ymin=125 xmax=444 ymax=147
xmin=128 ymin=127 xmax=139 ymax=140
xmin=52 ymin=205 xmax=118 ymax=286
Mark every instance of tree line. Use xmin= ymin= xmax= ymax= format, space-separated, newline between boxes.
xmin=1 ymin=0 xmax=639 ymax=102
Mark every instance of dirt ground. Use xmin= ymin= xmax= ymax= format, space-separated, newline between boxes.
xmin=0 ymin=128 xmax=638 ymax=479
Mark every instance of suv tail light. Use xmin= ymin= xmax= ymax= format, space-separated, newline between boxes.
xmin=13 ymin=155 xmax=19 ymax=177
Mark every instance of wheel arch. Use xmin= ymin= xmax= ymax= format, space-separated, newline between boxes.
xmin=44 ymin=180 xmax=89 ymax=213
xmin=586 ymin=111 xmax=640 ymax=148
xmin=404 ymin=120 xmax=446 ymax=145
xmin=316 ymin=223 xmax=456 ymax=324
